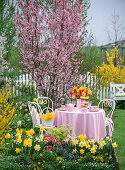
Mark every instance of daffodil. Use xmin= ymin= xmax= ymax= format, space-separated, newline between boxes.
xmin=40 ymin=126 xmax=45 ymax=131
xmin=34 ymin=144 xmax=41 ymax=151
xmin=73 ymin=139 xmax=78 ymax=145
xmin=15 ymin=148 xmax=21 ymax=153
xmin=80 ymin=149 xmax=85 ymax=154
xmin=112 ymin=142 xmax=118 ymax=148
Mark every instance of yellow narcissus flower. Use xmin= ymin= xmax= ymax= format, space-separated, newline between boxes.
xmin=73 ymin=139 xmax=78 ymax=145
xmin=19 ymin=106 xmax=22 ymax=110
xmin=42 ymin=112 xmax=55 ymax=120
xmin=5 ymin=133 xmax=10 ymax=139
xmin=100 ymin=140 xmax=105 ymax=146
xmin=79 ymin=134 xmax=85 ymax=142
xmin=73 ymin=148 xmax=77 ymax=153
xmin=17 ymin=136 xmax=22 ymax=143
xmin=27 ymin=138 xmax=32 ymax=147
xmin=33 ymin=98 xmax=37 ymax=102
xmin=34 ymin=144 xmax=41 ymax=151
xmin=23 ymin=138 xmax=28 ymax=147
xmin=112 ymin=142 xmax=118 ymax=148
xmin=99 ymin=145 xmax=103 ymax=149
xmin=26 ymin=129 xmax=35 ymax=136
xmin=86 ymin=144 xmax=90 ymax=149
xmin=29 ymin=113 xmax=31 ymax=115
xmin=15 ymin=148 xmax=21 ymax=153
xmin=80 ymin=149 xmax=85 ymax=154
xmin=15 ymin=128 xmax=22 ymax=137
xmin=93 ymin=145 xmax=98 ymax=150
xmin=79 ymin=141 xmax=85 ymax=147
xmin=40 ymin=126 xmax=45 ymax=131
xmin=40 ymin=153 xmax=43 ymax=156
xmin=90 ymin=147 xmax=96 ymax=153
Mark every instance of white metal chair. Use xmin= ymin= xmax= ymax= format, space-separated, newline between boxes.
xmin=28 ymin=101 xmax=54 ymax=130
xmin=98 ymin=99 xmax=115 ymax=137
xmin=98 ymin=99 xmax=115 ymax=119
xmin=36 ymin=96 xmax=54 ymax=114
xmin=28 ymin=101 xmax=42 ymax=129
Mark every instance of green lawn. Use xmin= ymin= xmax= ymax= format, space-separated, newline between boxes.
xmin=112 ymin=109 xmax=125 ymax=170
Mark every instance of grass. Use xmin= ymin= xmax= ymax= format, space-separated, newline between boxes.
xmin=112 ymin=109 xmax=125 ymax=170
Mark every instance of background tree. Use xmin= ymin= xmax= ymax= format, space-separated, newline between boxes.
xmin=14 ymin=0 xmax=89 ymax=106
xmin=0 ymin=0 xmax=21 ymax=76
xmin=106 ymin=10 xmax=125 ymax=43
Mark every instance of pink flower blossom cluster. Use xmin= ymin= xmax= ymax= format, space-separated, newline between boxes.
xmin=44 ymin=134 xmax=57 ymax=150
xmin=14 ymin=0 xmax=86 ymax=107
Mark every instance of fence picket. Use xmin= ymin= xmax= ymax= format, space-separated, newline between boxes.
xmin=3 ymin=72 xmax=111 ymax=100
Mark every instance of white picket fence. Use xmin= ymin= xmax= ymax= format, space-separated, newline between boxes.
xmin=4 ymin=72 xmax=110 ymax=100
xmin=5 ymin=73 xmax=37 ymax=96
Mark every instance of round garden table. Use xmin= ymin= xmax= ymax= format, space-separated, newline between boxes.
xmin=54 ymin=107 xmax=106 ymax=139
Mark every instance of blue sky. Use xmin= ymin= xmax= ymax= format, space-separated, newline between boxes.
xmin=87 ymin=0 xmax=125 ymax=45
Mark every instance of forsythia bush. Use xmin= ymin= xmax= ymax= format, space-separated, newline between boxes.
xmin=96 ymin=47 xmax=125 ymax=86
xmin=0 ymin=88 xmax=16 ymax=148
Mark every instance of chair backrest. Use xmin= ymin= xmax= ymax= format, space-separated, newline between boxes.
xmin=36 ymin=96 xmax=54 ymax=114
xmin=28 ymin=101 xmax=42 ymax=128
xmin=98 ymin=99 xmax=115 ymax=119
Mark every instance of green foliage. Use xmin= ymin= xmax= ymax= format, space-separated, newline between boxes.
xmin=79 ymin=46 xmax=102 ymax=75
xmin=0 ymin=0 xmax=21 ymax=78
xmin=116 ymin=101 xmax=125 ymax=109
xmin=46 ymin=124 xmax=75 ymax=143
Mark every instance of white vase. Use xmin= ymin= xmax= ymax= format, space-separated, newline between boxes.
xmin=77 ymin=99 xmax=82 ymax=107
xmin=42 ymin=119 xmax=54 ymax=127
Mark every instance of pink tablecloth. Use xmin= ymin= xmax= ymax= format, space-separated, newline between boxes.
xmin=54 ymin=108 xmax=106 ymax=139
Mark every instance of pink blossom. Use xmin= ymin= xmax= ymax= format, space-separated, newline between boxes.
xmin=14 ymin=0 xmax=87 ymax=107
xmin=47 ymin=145 xmax=52 ymax=150
xmin=49 ymin=136 xmax=54 ymax=141
xmin=52 ymin=138 xmax=57 ymax=143
xmin=44 ymin=134 xmax=49 ymax=137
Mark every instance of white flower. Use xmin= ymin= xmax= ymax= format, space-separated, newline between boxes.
xmin=17 ymin=120 xmax=21 ymax=127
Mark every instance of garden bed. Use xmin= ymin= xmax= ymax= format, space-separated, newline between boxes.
xmin=1 ymin=124 xmax=118 ymax=170
xmin=113 ymin=148 xmax=119 ymax=170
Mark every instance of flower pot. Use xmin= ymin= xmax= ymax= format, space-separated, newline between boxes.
xmin=42 ymin=119 xmax=54 ymax=127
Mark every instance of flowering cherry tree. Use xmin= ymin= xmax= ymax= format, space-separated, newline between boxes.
xmin=14 ymin=0 xmax=87 ymax=106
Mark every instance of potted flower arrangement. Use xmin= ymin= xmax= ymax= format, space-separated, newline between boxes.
xmin=42 ymin=112 xmax=55 ymax=127
xmin=70 ymin=86 xmax=91 ymax=107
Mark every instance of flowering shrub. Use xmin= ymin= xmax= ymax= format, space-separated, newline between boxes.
xmin=3 ymin=124 xmax=117 ymax=169
xmin=42 ymin=112 xmax=55 ymax=120
xmin=0 ymin=88 xmax=16 ymax=148
xmin=11 ymin=101 xmax=32 ymax=129
xmin=70 ymin=86 xmax=91 ymax=99
xmin=95 ymin=47 xmax=125 ymax=86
